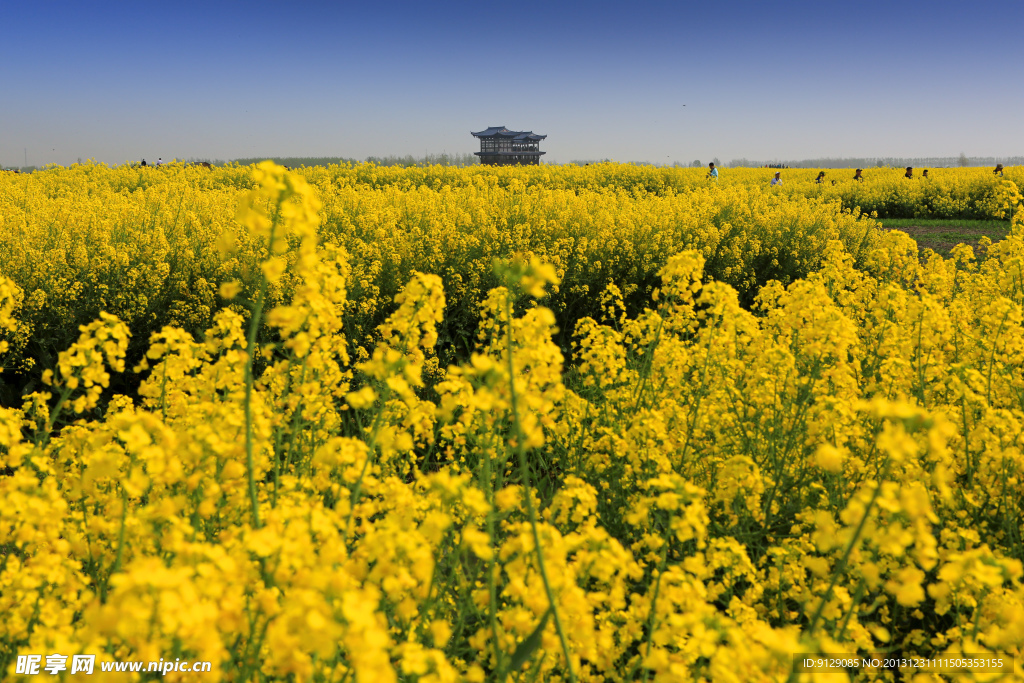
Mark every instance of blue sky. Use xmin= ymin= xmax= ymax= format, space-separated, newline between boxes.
xmin=2 ymin=0 xmax=1021 ymax=167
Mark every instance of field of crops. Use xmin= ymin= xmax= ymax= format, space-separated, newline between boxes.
xmin=2 ymin=161 xmax=1023 ymax=681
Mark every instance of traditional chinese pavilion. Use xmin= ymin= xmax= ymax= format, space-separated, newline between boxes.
xmin=471 ymin=127 xmax=546 ymax=165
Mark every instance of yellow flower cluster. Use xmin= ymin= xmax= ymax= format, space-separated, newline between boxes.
xmin=1 ymin=161 xmax=1023 ymax=681
xmin=306 ymin=161 xmax=1024 ymax=223
xmin=0 ymin=161 xmax=888 ymax=389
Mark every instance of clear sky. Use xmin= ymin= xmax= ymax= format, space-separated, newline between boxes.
xmin=2 ymin=0 xmax=1021 ymax=167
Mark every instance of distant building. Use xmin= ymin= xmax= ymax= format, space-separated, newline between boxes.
xmin=471 ymin=127 xmax=546 ymax=166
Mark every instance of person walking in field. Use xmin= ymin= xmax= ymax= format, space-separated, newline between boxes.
xmin=994 ymin=164 xmax=1004 ymax=176
xmin=904 ymin=166 xmax=914 ymax=179
xmin=853 ymin=168 xmax=864 ymax=181
xmin=707 ymin=162 xmax=718 ymax=182
xmin=922 ymin=169 xmax=929 ymax=179
xmin=815 ymin=171 xmax=826 ymax=184
xmin=771 ymin=171 xmax=782 ymax=186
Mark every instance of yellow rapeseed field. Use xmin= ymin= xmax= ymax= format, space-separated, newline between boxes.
xmin=1 ymin=161 xmax=1023 ymax=681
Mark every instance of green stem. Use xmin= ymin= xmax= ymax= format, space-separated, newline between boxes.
xmin=38 ymin=385 xmax=74 ymax=448
xmin=504 ymin=294 xmax=577 ymax=683
xmin=342 ymin=386 xmax=389 ymax=543
xmin=244 ymin=220 xmax=278 ymax=530
xmin=984 ymin=307 xmax=1011 ymax=405
xmin=834 ymin=577 xmax=866 ymax=642
xmin=806 ymin=475 xmax=885 ymax=638
xmin=783 ymin=480 xmax=884 ymax=683
xmin=281 ymin=362 xmax=309 ymax=475
xmin=637 ymin=543 xmax=669 ymax=683
xmin=482 ymin=436 xmax=507 ymax=681
xmin=100 ymin=485 xmax=130 ymax=603
xmin=631 ymin=314 xmax=666 ymax=413
xmin=678 ymin=316 xmax=720 ymax=465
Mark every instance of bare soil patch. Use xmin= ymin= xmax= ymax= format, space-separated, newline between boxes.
xmin=879 ymin=223 xmax=1011 ymax=257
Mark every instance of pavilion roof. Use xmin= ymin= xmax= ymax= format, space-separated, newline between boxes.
xmin=471 ymin=126 xmax=546 ymax=140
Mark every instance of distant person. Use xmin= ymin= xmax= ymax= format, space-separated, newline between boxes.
xmin=904 ymin=166 xmax=914 ymax=179
xmin=707 ymin=162 xmax=718 ymax=181
xmin=922 ymin=169 xmax=929 ymax=179
xmin=156 ymin=158 xmax=164 ymax=167
xmin=815 ymin=171 xmax=826 ymax=184
xmin=994 ymin=164 xmax=1004 ymax=176
xmin=854 ymin=168 xmax=864 ymax=181
xmin=771 ymin=171 xmax=782 ymax=186
xmin=141 ymin=159 xmax=147 ymax=167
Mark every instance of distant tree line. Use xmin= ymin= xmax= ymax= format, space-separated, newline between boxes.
xmin=228 ymin=153 xmax=479 ymax=168
xmin=557 ymin=158 xmax=727 ymax=168
xmin=726 ymin=154 xmax=1024 ymax=169
xmin=366 ymin=152 xmax=479 ymax=167
xmin=9 ymin=154 xmax=477 ymax=171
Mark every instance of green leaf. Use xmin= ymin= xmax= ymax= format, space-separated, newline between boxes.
xmin=508 ymin=606 xmax=552 ymax=672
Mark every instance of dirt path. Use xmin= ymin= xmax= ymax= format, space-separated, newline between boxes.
xmin=881 ymin=224 xmax=1011 ymax=256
